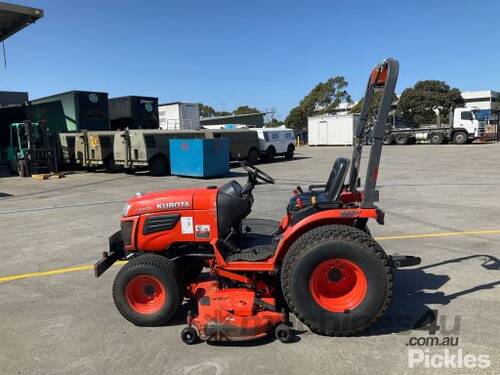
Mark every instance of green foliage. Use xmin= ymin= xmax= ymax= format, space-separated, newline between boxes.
xmin=264 ymin=118 xmax=284 ymax=128
xmin=197 ymin=103 xmax=216 ymax=117
xmin=198 ymin=103 xmax=260 ymax=117
xmin=350 ymin=92 xmax=398 ymax=123
xmin=234 ymin=105 xmax=260 ymax=115
xmin=285 ymin=76 xmax=352 ymax=130
xmin=396 ymin=80 xmax=464 ymax=126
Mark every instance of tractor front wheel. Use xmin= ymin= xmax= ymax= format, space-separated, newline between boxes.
xmin=112 ymin=254 xmax=182 ymax=326
xmin=281 ymin=225 xmax=392 ymax=336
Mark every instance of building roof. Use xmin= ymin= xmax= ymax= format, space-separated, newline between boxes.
xmin=158 ymin=101 xmax=197 ymax=106
xmin=200 ymin=112 xmax=268 ymax=127
xmin=461 ymin=90 xmax=500 ymax=99
xmin=31 ymin=90 xmax=108 ymax=102
xmin=0 ymin=2 xmax=43 ymax=42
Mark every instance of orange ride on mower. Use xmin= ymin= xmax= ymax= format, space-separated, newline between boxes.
xmin=94 ymin=58 xmax=420 ymax=344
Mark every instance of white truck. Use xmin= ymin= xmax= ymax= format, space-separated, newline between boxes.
xmin=385 ymin=107 xmax=486 ymax=145
xmin=255 ymin=127 xmax=295 ymax=161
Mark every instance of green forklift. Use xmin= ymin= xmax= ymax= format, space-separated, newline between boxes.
xmin=5 ymin=120 xmax=59 ymax=177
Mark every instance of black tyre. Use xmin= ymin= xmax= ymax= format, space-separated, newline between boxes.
xmin=17 ymin=160 xmax=29 ymax=177
xmin=284 ymin=145 xmax=295 ymax=160
xmin=452 ymin=131 xmax=468 ymax=145
xmin=103 ymin=156 xmax=116 ymax=172
xmin=175 ymin=258 xmax=204 ymax=284
xmin=383 ymin=135 xmax=393 ymax=145
xmin=264 ymin=146 xmax=276 ymax=162
xmin=394 ymin=134 xmax=408 ymax=145
xmin=281 ymin=225 xmax=392 ymax=336
xmin=247 ymin=148 xmax=259 ymax=165
xmin=275 ymin=324 xmax=292 ymax=343
xmin=150 ymin=155 xmax=169 ymax=176
xmin=112 ymin=254 xmax=182 ymax=326
xmin=124 ymin=168 xmax=136 ymax=175
xmin=429 ymin=132 xmax=444 ymax=145
xmin=181 ymin=326 xmax=199 ymax=345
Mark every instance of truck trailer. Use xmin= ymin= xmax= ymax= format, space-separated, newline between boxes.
xmin=202 ymin=129 xmax=260 ymax=164
xmin=113 ymin=129 xmax=205 ymax=176
xmin=109 ymin=96 xmax=159 ymax=130
xmin=384 ymin=107 xmax=486 ymax=145
xmin=29 ymin=91 xmax=110 ymax=132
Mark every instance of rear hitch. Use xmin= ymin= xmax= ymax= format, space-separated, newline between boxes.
xmin=390 ymin=254 xmax=421 ymax=268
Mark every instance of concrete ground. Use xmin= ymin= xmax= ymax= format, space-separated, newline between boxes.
xmin=0 ymin=144 xmax=499 ymax=375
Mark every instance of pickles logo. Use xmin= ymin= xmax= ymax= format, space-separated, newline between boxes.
xmin=144 ymin=103 xmax=153 ymax=112
xmin=89 ymin=93 xmax=99 ymax=103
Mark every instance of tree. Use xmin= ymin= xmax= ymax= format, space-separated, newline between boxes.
xmin=264 ymin=118 xmax=283 ymax=128
xmin=215 ymin=111 xmax=232 ymax=116
xmin=284 ymin=106 xmax=307 ymax=130
xmin=396 ymin=80 xmax=464 ymax=126
xmin=350 ymin=92 xmax=399 ymax=121
xmin=234 ymin=105 xmax=260 ymax=115
xmin=197 ymin=103 xmax=216 ymax=117
xmin=285 ymin=76 xmax=352 ymax=129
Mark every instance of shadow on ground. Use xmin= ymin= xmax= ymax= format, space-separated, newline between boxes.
xmin=369 ymin=254 xmax=500 ymax=335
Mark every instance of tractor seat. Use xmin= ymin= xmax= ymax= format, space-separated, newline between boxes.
xmin=288 ymin=157 xmax=350 ymax=213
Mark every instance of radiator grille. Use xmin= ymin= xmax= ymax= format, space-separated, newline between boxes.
xmin=142 ymin=214 xmax=180 ymax=235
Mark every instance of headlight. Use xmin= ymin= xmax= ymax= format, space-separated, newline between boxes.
xmin=122 ymin=203 xmax=132 ymax=217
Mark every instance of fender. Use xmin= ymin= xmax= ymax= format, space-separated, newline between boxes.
xmin=271 ymin=207 xmax=379 ymax=262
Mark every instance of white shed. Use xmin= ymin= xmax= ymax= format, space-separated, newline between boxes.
xmin=308 ymin=114 xmax=358 ymax=146
xmin=158 ymin=102 xmax=200 ymax=130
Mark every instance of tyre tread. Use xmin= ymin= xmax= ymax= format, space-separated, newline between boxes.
xmin=281 ymin=224 xmax=392 ymax=336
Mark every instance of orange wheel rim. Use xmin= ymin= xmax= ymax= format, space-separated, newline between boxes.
xmin=125 ymin=275 xmax=166 ymax=315
xmin=309 ymin=258 xmax=367 ymax=312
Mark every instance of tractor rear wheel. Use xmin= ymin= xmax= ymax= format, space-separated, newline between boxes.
xmin=281 ymin=225 xmax=392 ymax=336
xmin=112 ymin=254 xmax=182 ymax=326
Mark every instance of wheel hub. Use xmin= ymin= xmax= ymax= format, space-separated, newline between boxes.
xmin=309 ymin=258 xmax=367 ymax=313
xmin=327 ymin=267 xmax=342 ymax=282
xmin=125 ymin=275 xmax=167 ymax=315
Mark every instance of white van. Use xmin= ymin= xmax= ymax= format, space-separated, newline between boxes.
xmin=255 ymin=128 xmax=296 ymax=161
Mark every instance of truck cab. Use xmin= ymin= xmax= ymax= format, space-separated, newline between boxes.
xmin=452 ymin=108 xmax=485 ymax=142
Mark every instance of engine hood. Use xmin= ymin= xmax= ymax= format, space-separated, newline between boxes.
xmin=123 ymin=187 xmax=217 ymax=217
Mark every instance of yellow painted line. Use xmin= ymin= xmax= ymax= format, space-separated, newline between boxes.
xmin=0 ymin=261 xmax=127 ymax=283
xmin=1 ymin=229 xmax=500 ymax=284
xmin=375 ymin=229 xmax=500 ymax=241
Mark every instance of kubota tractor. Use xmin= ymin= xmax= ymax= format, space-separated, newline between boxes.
xmin=95 ymin=58 xmax=420 ymax=344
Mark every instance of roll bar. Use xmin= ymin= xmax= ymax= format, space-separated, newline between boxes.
xmin=347 ymin=58 xmax=399 ymax=208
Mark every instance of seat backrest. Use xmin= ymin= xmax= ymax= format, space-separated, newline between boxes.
xmin=324 ymin=157 xmax=351 ymax=201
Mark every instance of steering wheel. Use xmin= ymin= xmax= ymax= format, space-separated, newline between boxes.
xmin=240 ymin=161 xmax=275 ymax=184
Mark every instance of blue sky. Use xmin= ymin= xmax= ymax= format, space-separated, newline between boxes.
xmin=2 ymin=0 xmax=500 ymax=119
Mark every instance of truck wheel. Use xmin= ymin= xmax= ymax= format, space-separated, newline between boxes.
xmin=285 ymin=145 xmax=295 ymax=160
xmin=247 ymin=148 xmax=259 ymax=165
xmin=394 ymin=134 xmax=408 ymax=145
xmin=17 ymin=160 xmax=29 ymax=177
xmin=383 ymin=135 xmax=393 ymax=145
xmin=452 ymin=131 xmax=468 ymax=145
xmin=112 ymin=254 xmax=182 ymax=326
xmin=429 ymin=133 xmax=444 ymax=145
xmin=150 ymin=155 xmax=169 ymax=176
xmin=281 ymin=225 xmax=392 ymax=336
xmin=264 ymin=146 xmax=276 ymax=162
